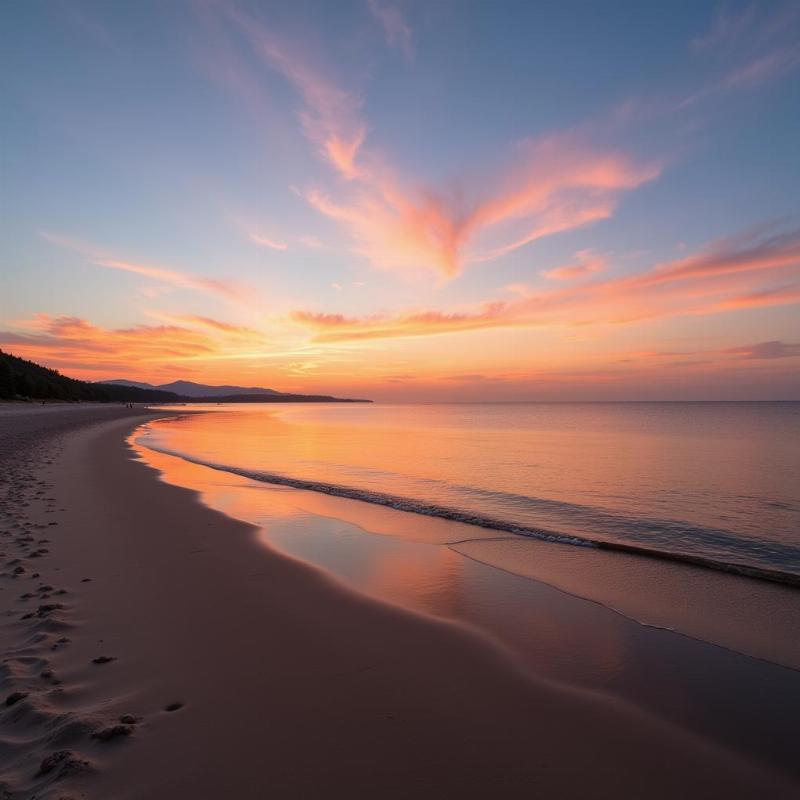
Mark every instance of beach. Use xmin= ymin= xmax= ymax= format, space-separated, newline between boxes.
xmin=1 ymin=405 xmax=798 ymax=799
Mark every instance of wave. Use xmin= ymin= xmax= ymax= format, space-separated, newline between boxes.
xmin=137 ymin=439 xmax=800 ymax=589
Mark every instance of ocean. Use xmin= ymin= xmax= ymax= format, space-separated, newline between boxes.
xmin=136 ymin=401 xmax=800 ymax=584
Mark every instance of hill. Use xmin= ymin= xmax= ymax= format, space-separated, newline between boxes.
xmin=102 ymin=379 xmax=280 ymax=397
xmin=0 ymin=351 xmax=180 ymax=402
xmin=0 ymin=350 xmax=371 ymax=404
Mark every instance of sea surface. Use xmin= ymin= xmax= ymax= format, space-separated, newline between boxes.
xmin=139 ymin=401 xmax=800 ymax=583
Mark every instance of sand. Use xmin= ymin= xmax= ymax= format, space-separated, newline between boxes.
xmin=0 ymin=405 xmax=796 ymax=799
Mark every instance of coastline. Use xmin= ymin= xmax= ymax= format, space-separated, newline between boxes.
xmin=1 ymin=406 xmax=797 ymax=798
xmin=136 ymin=410 xmax=800 ymax=673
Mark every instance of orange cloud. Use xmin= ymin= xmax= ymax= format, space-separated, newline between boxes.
xmin=292 ymin=225 xmax=800 ymax=342
xmin=0 ymin=313 xmax=268 ymax=381
xmin=713 ymin=283 xmax=800 ymax=311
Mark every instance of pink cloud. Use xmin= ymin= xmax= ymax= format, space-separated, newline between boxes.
xmin=292 ymin=224 xmax=800 ymax=341
xmin=542 ymin=249 xmax=607 ymax=280
xmin=625 ymin=228 xmax=800 ymax=288
xmin=306 ymin=136 xmax=658 ymax=277
xmin=248 ymin=232 xmax=289 ymax=250
xmin=228 ymin=7 xmax=367 ymax=180
xmin=367 ymin=0 xmax=413 ymax=61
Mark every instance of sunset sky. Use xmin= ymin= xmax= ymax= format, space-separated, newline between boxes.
xmin=2 ymin=0 xmax=799 ymax=400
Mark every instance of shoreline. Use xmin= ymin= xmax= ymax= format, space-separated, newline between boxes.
xmin=137 ymin=405 xmax=800 ymax=590
xmin=136 ymin=413 xmax=800 ymax=674
xmin=1 ymin=406 xmax=797 ymax=798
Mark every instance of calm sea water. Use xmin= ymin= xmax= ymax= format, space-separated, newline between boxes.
xmin=140 ymin=402 xmax=800 ymax=581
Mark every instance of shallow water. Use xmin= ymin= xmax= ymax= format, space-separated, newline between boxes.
xmin=141 ymin=402 xmax=800 ymax=580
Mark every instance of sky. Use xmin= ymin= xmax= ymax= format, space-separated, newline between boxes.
xmin=1 ymin=0 xmax=799 ymax=401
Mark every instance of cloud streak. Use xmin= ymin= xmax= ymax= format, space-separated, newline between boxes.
xmin=95 ymin=259 xmax=246 ymax=301
xmin=682 ymin=3 xmax=800 ymax=107
xmin=229 ymin=6 xmax=367 ymax=180
xmin=247 ymin=232 xmax=289 ymax=250
xmin=40 ymin=231 xmax=248 ymax=302
xmin=292 ymin=224 xmax=800 ymax=342
xmin=367 ymin=0 xmax=413 ymax=61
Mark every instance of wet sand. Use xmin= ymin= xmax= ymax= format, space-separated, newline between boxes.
xmin=0 ymin=405 xmax=797 ymax=798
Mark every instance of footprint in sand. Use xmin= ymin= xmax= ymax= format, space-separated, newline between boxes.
xmin=36 ymin=750 xmax=90 ymax=778
xmin=92 ymin=724 xmax=133 ymax=742
xmin=4 ymin=691 xmax=28 ymax=707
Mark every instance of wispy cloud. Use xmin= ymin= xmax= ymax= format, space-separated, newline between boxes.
xmin=247 ymin=232 xmax=289 ymax=250
xmin=682 ymin=3 xmax=800 ymax=107
xmin=143 ymin=311 xmax=261 ymax=337
xmin=292 ymin=223 xmax=800 ymax=342
xmin=228 ymin=6 xmax=367 ymax=180
xmin=95 ymin=259 xmax=246 ymax=301
xmin=690 ymin=6 xmax=757 ymax=54
xmin=57 ymin=0 xmax=116 ymax=50
xmin=722 ymin=340 xmax=800 ymax=360
xmin=542 ymin=249 xmax=607 ymax=281
xmin=620 ymin=226 xmax=800 ymax=288
xmin=40 ymin=230 xmax=249 ymax=302
xmin=621 ymin=339 xmax=800 ymax=364
xmin=367 ymin=0 xmax=413 ymax=61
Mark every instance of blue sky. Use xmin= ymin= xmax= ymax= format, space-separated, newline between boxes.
xmin=2 ymin=1 xmax=799 ymax=399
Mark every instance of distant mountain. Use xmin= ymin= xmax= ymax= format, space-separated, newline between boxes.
xmin=159 ymin=380 xmax=280 ymax=398
xmin=0 ymin=352 xmax=369 ymax=404
xmin=102 ymin=379 xmax=280 ymax=397
xmin=102 ymin=379 xmax=158 ymax=391
xmin=0 ymin=351 xmax=180 ymax=403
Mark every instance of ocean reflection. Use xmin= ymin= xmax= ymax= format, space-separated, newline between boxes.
xmin=142 ymin=402 xmax=800 ymax=578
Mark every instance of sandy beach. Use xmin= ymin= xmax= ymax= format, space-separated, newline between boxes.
xmin=0 ymin=405 xmax=797 ymax=799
